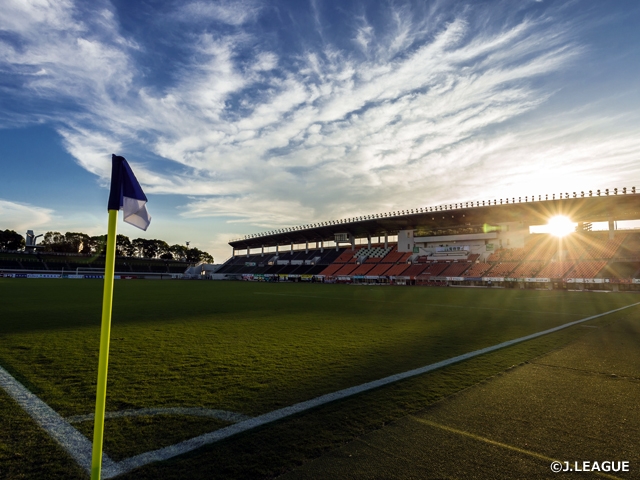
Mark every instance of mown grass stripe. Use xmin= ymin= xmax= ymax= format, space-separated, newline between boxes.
xmin=253 ymin=292 xmax=586 ymax=316
xmin=67 ymin=408 xmax=251 ymax=424
xmin=107 ymin=301 xmax=640 ymax=478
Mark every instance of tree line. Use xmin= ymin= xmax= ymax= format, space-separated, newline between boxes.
xmin=0 ymin=229 xmax=213 ymax=263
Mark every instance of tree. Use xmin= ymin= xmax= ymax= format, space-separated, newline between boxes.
xmin=130 ymin=238 xmax=169 ymax=258
xmin=169 ymin=244 xmax=188 ymax=260
xmin=0 ymin=229 xmax=25 ymax=251
xmin=65 ymin=232 xmax=91 ymax=254
xmin=131 ymin=238 xmax=145 ymax=257
xmin=6 ymin=227 xmax=212 ymax=261
xmin=90 ymin=235 xmax=107 ymax=255
xmin=42 ymin=231 xmax=76 ymax=253
xmin=185 ymin=247 xmax=213 ymax=264
xmin=43 ymin=231 xmax=64 ymax=246
xmin=115 ymin=235 xmax=135 ymax=257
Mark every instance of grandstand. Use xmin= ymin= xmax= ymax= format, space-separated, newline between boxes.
xmin=217 ymin=189 xmax=640 ymax=290
xmin=5 ymin=190 xmax=640 ymax=288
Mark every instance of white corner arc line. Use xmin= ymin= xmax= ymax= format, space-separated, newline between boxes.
xmin=0 ymin=366 xmax=121 ymax=477
xmin=107 ymin=301 xmax=640 ymax=478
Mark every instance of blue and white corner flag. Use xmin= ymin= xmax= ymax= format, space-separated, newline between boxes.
xmin=107 ymin=154 xmax=151 ymax=230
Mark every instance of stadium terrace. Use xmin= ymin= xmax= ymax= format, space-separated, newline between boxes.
xmin=220 ymin=188 xmax=640 ymax=290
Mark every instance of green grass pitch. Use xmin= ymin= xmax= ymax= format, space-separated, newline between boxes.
xmin=0 ymin=279 xmax=636 ymax=478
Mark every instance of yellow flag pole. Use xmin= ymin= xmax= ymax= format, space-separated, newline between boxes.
xmin=91 ymin=209 xmax=118 ymax=480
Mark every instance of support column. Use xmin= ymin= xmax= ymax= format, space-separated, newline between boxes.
xmin=276 ymin=244 xmax=279 ymax=254
xmin=351 ymin=235 xmax=355 ymax=251
xmin=384 ymin=233 xmax=388 ymax=249
xmin=232 ymin=248 xmax=235 ymax=259
xmin=367 ymin=235 xmax=371 ymax=249
xmin=290 ymin=242 xmax=294 ymax=255
xmin=246 ymin=248 xmax=250 ymax=258
xmin=609 ymin=219 xmax=615 ymax=240
xmin=305 ymin=241 xmax=309 ymax=254
xmin=261 ymin=245 xmax=264 ymax=257
xmin=320 ymin=240 xmax=324 ymax=253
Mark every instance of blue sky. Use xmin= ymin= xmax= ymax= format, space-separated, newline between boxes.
xmin=1 ymin=0 xmax=640 ymax=262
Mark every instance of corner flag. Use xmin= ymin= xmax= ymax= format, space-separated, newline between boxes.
xmin=107 ymin=154 xmax=151 ymax=231
xmin=91 ymin=154 xmax=150 ymax=480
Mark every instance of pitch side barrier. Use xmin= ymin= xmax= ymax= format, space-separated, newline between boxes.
xmin=232 ymin=273 xmax=640 ymax=289
xmin=0 ymin=272 xmax=183 ymax=280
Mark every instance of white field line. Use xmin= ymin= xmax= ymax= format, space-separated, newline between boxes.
xmin=66 ymin=408 xmax=251 ymax=424
xmin=253 ymin=292 xmax=585 ymax=316
xmin=108 ymin=301 xmax=640 ymax=478
xmin=0 ymin=365 xmax=120 ymax=477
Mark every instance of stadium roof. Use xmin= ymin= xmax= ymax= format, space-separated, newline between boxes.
xmin=229 ymin=191 xmax=640 ymax=251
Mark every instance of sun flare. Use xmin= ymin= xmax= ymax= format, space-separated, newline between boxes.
xmin=547 ymin=215 xmax=575 ymax=237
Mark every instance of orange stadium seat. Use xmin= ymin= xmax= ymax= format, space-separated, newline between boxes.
xmin=351 ymin=264 xmax=375 ymax=276
xmin=509 ymin=261 xmax=543 ymax=278
xmin=384 ymin=264 xmax=411 ymax=276
xmin=566 ymin=261 xmax=607 ymax=278
xmin=439 ymin=262 xmax=471 ymax=277
xmin=366 ymin=263 xmax=393 ymax=276
xmin=485 ymin=262 xmax=519 ymax=277
xmin=334 ymin=264 xmax=359 ymax=276
xmin=461 ymin=262 xmax=492 ymax=277
xmin=401 ymin=264 xmax=428 ymax=278
xmin=535 ymin=261 xmax=575 ymax=278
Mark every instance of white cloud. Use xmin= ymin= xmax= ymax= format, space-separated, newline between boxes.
xmin=0 ymin=199 xmax=54 ymax=232
xmin=182 ymin=195 xmax=316 ymax=228
xmin=176 ymin=1 xmax=262 ymax=26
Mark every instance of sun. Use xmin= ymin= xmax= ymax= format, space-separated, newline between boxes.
xmin=547 ymin=215 xmax=575 ymax=237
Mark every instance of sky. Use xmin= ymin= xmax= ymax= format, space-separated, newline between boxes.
xmin=1 ymin=0 xmax=640 ymax=263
